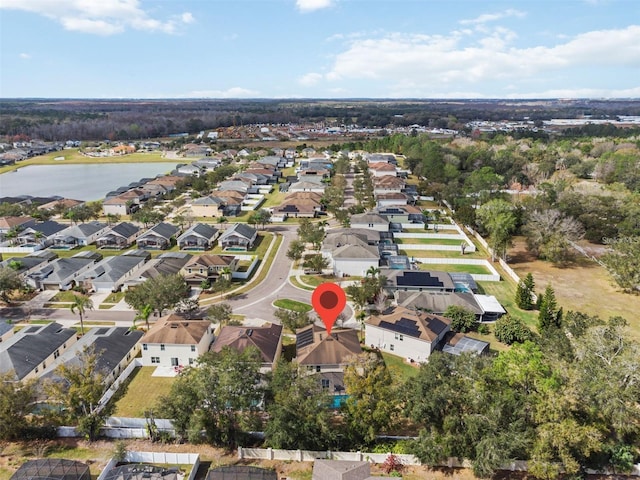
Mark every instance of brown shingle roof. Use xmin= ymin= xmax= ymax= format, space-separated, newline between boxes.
xmin=142 ymin=315 xmax=211 ymax=345
xmin=296 ymin=325 xmax=362 ymax=366
xmin=0 ymin=216 xmax=33 ymax=229
xmin=211 ymin=323 xmax=283 ymax=363
xmin=184 ymin=254 xmax=235 ymax=269
xmin=367 ymin=306 xmax=450 ymax=343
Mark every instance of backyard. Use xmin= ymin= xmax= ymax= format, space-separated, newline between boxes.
xmin=111 ymin=367 xmax=175 ymax=418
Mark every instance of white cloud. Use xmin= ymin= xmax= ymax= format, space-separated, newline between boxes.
xmin=315 ymin=25 xmax=640 ymax=96
xmin=299 ymin=72 xmax=323 ymax=86
xmin=0 ymin=0 xmax=194 ymax=35
xmin=296 ymin=0 xmax=334 ymax=13
xmin=183 ymin=87 xmax=260 ymax=98
xmin=460 ymin=9 xmax=526 ymax=25
xmin=19 ymin=53 xmax=31 ymax=59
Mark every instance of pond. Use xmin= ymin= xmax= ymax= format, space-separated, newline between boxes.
xmin=0 ymin=162 xmax=179 ymax=201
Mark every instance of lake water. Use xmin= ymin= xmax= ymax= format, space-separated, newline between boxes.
xmin=0 ymin=163 xmax=179 ymax=201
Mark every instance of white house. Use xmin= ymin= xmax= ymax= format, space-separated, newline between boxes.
xmin=329 ymin=243 xmax=380 ymax=277
xmin=350 ymin=213 xmax=389 ymax=232
xmin=365 ymin=306 xmax=451 ymax=363
xmin=140 ymin=315 xmax=214 ymax=370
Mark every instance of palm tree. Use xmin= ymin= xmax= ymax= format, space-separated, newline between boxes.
xmin=366 ymin=266 xmax=381 ymax=278
xmin=70 ymin=292 xmax=93 ymax=335
xmin=135 ymin=304 xmax=153 ymax=331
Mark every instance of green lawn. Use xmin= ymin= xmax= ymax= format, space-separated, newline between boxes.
xmin=273 ymin=298 xmax=312 ymax=312
xmin=50 ymin=291 xmax=81 ymax=302
xmin=401 ymin=249 xmax=486 ymax=259
xmin=477 ymin=280 xmax=539 ymax=329
xmin=380 ymin=351 xmax=419 ymax=380
xmin=396 ymin=238 xmax=466 ymax=246
xmin=103 ymin=291 xmax=125 ymax=303
xmin=112 ymin=366 xmax=175 ymax=417
xmin=417 ymin=263 xmax=492 ymax=274
xmin=299 ymin=274 xmax=340 ymax=288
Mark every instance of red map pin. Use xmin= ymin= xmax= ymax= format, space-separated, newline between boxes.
xmin=312 ymin=282 xmax=347 ymax=335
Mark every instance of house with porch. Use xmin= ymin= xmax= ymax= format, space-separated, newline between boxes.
xmin=52 ymin=222 xmax=109 ymax=249
xmin=219 ymin=223 xmax=257 ymax=251
xmin=78 ymin=250 xmax=151 ymax=293
xmin=15 ymin=221 xmax=68 ymax=248
xmin=95 ymin=222 xmax=142 ymax=249
xmin=136 ymin=222 xmax=180 ymax=250
xmin=177 ymin=223 xmax=219 ymax=251
xmin=26 ymin=251 xmax=103 ymax=290
xmin=140 ymin=315 xmax=215 ymax=370
xmin=181 ymin=254 xmax=238 ymax=287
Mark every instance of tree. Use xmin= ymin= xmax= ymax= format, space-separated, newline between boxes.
xmin=44 ymin=346 xmax=113 ymax=441
xmin=343 ymin=352 xmax=399 ymax=446
xmin=125 ymin=273 xmax=190 ymax=317
xmin=248 ymin=209 xmax=271 ymax=230
xmin=274 ymin=308 xmax=311 ymax=332
xmin=286 ymin=240 xmax=305 ymax=262
xmin=297 ymin=219 xmax=325 ymax=250
xmin=0 ymin=373 xmax=38 ymax=440
xmin=493 ymin=315 xmax=532 ymax=345
xmin=601 ymin=236 xmax=640 ymax=293
xmin=134 ymin=304 xmax=153 ymax=331
xmin=264 ymin=360 xmax=337 ymax=450
xmin=175 ymin=298 xmax=199 ymax=318
xmin=515 ymin=273 xmax=535 ymax=310
xmin=464 ymin=166 xmax=504 ymax=206
xmin=70 ymin=292 xmax=93 ymax=335
xmin=207 ymin=303 xmax=233 ymax=325
xmin=475 ymin=199 xmax=517 ymax=261
xmin=523 ymin=209 xmax=584 ymax=264
xmin=158 ymin=346 xmax=263 ymax=446
xmin=0 ymin=267 xmax=23 ymax=304
xmin=538 ymin=284 xmax=560 ymax=332
xmin=303 ymin=253 xmax=329 ymax=274
xmin=444 ymin=305 xmax=478 ymax=333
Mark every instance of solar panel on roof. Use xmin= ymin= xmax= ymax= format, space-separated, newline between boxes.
xmin=378 ymin=319 xmax=421 ymax=338
xmin=296 ymin=328 xmax=314 ymax=349
xmin=396 ymin=271 xmax=444 ymax=287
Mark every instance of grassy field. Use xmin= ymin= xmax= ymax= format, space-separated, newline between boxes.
xmin=507 ymin=237 xmax=640 ymax=342
xmin=380 ymin=351 xmax=420 ymax=380
xmin=0 ymin=149 xmax=176 ymax=174
xmin=112 ymin=366 xmax=175 ymax=418
xmin=417 ymin=263 xmax=491 ymax=275
xmin=402 ymin=249 xmax=486 ymax=259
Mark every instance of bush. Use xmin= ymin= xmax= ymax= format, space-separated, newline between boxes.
xmin=381 ymin=454 xmax=404 ymax=475
xmin=494 ymin=315 xmax=532 ymax=345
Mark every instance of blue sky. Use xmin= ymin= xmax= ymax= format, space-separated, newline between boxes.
xmin=1 ymin=0 xmax=639 ymax=99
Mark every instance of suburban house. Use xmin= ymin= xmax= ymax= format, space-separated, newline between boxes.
xmin=272 ymin=201 xmax=318 ymax=220
xmin=312 ymin=460 xmax=394 ymax=480
xmin=373 ymin=176 xmax=405 ymax=195
xmin=295 ymin=325 xmax=362 ymax=395
xmin=136 ymin=222 xmax=180 ymax=250
xmin=383 ymin=269 xmax=456 ymax=294
xmin=210 ymin=323 xmax=283 ymax=373
xmin=78 ymin=249 xmax=151 ymax=293
xmin=366 ymin=153 xmax=397 ymax=164
xmin=190 ymin=196 xmax=227 ymax=218
xmin=0 ymin=250 xmax=58 ymax=277
xmin=368 ymin=162 xmax=398 ymax=177
xmin=0 ymin=216 xmax=35 ymax=238
xmin=0 ymin=322 xmax=78 ymax=381
xmin=327 ymin=241 xmax=380 ymax=278
xmin=95 ymin=222 xmax=142 ymax=249
xmin=288 ymin=180 xmax=326 ymax=194
xmin=177 ymin=223 xmax=220 ymax=251
xmin=16 ymin=221 xmax=68 ymax=248
xmin=376 ymin=192 xmax=411 ymax=208
xmin=350 ymin=213 xmax=389 ymax=232
xmin=102 ymin=189 xmax=148 ymax=216
xmin=124 ymin=252 xmax=193 ymax=289
xmin=376 ymin=205 xmax=425 ymax=224
xmin=396 ymin=290 xmax=484 ymax=318
xmin=140 ymin=315 xmax=215 ymax=370
xmin=365 ymin=306 xmax=451 ymax=363
xmin=37 ymin=198 xmax=84 ymax=213
xmin=27 ymin=251 xmax=103 ymax=290
xmin=219 ymin=223 xmax=257 ymax=251
xmin=181 ymin=254 xmax=238 ymax=287
xmin=176 ymin=163 xmax=205 ymax=177
xmin=52 ymin=221 xmax=109 ymax=248
xmin=39 ymin=326 xmax=143 ymax=387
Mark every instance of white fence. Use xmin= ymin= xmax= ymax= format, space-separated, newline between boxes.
xmin=0 ymin=245 xmax=42 ymax=253
xmin=413 ymin=257 xmax=501 ymax=282
xmin=237 ymin=448 xmax=640 ymax=476
xmin=98 ymin=358 xmax=143 ymax=411
xmin=232 ymin=256 xmax=259 ymax=280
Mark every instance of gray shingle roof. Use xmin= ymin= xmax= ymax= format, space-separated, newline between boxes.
xmin=0 ymin=322 xmax=77 ymax=380
xmin=178 ymin=223 xmax=218 ymax=241
xmin=109 ymin=222 xmax=141 ymax=238
xmin=141 ymin=222 xmax=179 ymax=240
xmin=220 ymin=223 xmax=257 ymax=242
